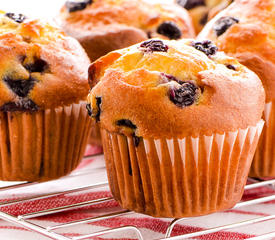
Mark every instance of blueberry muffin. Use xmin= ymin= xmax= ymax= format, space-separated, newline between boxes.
xmin=198 ymin=0 xmax=275 ymax=177
xmin=0 ymin=12 xmax=91 ymax=181
xmin=176 ymin=0 xmax=233 ymax=34
xmin=58 ymin=0 xmax=195 ymax=62
xmin=87 ymin=38 xmax=265 ymax=217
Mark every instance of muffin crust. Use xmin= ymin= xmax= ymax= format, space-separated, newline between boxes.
xmin=87 ymin=39 xmax=265 ymax=138
xmin=198 ymin=0 xmax=275 ymax=102
xmin=0 ymin=12 xmax=90 ymax=110
xmin=59 ymin=0 xmax=195 ymax=61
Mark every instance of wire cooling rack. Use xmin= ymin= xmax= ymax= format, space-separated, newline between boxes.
xmin=0 ymin=153 xmax=274 ymax=240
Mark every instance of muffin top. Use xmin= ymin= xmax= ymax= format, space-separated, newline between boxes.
xmin=175 ymin=0 xmax=233 ymax=34
xmin=0 ymin=12 xmax=90 ymax=111
xmin=198 ymin=0 xmax=275 ymax=102
xmin=59 ymin=0 xmax=195 ymax=41
xmin=87 ymin=39 xmax=265 ymax=138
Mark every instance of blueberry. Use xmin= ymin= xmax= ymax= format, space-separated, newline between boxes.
xmin=4 ymin=76 xmax=37 ymax=98
xmin=214 ymin=16 xmax=239 ymax=36
xmin=140 ymin=40 xmax=169 ymax=53
xmin=86 ymin=100 xmax=101 ymax=122
xmin=5 ymin=13 xmax=26 ymax=23
xmin=65 ymin=0 xmax=92 ymax=12
xmin=117 ymin=119 xmax=137 ymax=129
xmin=24 ymin=59 xmax=48 ymax=73
xmin=226 ymin=64 xmax=236 ymax=70
xmin=169 ymin=82 xmax=199 ymax=108
xmin=3 ymin=58 xmax=48 ymax=98
xmin=157 ymin=21 xmax=182 ymax=40
xmin=176 ymin=0 xmax=205 ymax=10
xmin=94 ymin=97 xmax=102 ymax=122
xmin=86 ymin=98 xmax=101 ymax=121
xmin=116 ymin=120 xmax=140 ymax=147
xmin=0 ymin=99 xmax=38 ymax=112
xmin=191 ymin=40 xmax=218 ymax=56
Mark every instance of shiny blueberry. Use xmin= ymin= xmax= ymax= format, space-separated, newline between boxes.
xmin=169 ymin=82 xmax=199 ymax=108
xmin=140 ymin=40 xmax=168 ymax=52
xmin=94 ymin=97 xmax=102 ymax=122
xmin=5 ymin=13 xmax=26 ymax=23
xmin=226 ymin=64 xmax=237 ymax=70
xmin=214 ymin=16 xmax=239 ymax=36
xmin=191 ymin=40 xmax=218 ymax=56
xmin=157 ymin=21 xmax=182 ymax=40
xmin=117 ymin=119 xmax=137 ymax=129
xmin=65 ymin=0 xmax=92 ymax=12
xmin=86 ymin=98 xmax=101 ymax=121
xmin=176 ymin=0 xmax=205 ymax=10
xmin=4 ymin=76 xmax=37 ymax=98
xmin=24 ymin=59 xmax=48 ymax=73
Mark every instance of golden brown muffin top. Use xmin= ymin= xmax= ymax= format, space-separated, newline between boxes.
xmin=59 ymin=0 xmax=195 ymax=41
xmin=198 ymin=0 xmax=275 ymax=102
xmin=0 ymin=12 xmax=90 ymax=111
xmin=87 ymin=39 xmax=265 ymax=138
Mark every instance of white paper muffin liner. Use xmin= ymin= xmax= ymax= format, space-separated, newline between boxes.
xmin=0 ymin=101 xmax=92 ymax=182
xmin=251 ymin=102 xmax=275 ymax=177
xmin=101 ymin=120 xmax=264 ymax=218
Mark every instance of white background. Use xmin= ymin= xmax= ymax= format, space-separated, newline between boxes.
xmin=1 ymin=0 xmax=64 ymax=19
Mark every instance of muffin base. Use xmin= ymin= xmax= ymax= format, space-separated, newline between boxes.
xmin=251 ymin=102 xmax=275 ymax=177
xmin=0 ymin=102 xmax=92 ymax=182
xmin=88 ymin=121 xmax=102 ymax=146
xmin=101 ymin=120 xmax=264 ymax=218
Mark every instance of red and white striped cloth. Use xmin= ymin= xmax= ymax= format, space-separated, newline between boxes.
xmin=0 ymin=145 xmax=274 ymax=240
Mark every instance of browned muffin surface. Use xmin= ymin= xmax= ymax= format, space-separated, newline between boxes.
xmin=59 ymin=0 xmax=195 ymax=61
xmin=0 ymin=12 xmax=90 ymax=111
xmin=87 ymin=39 xmax=265 ymax=138
xmin=198 ymin=0 xmax=275 ymax=102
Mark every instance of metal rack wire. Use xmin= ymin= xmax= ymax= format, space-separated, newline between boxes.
xmin=0 ymin=153 xmax=274 ymax=240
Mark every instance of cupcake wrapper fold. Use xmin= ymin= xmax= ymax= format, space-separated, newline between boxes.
xmin=89 ymin=121 xmax=102 ymax=146
xmin=101 ymin=120 xmax=264 ymax=218
xmin=0 ymin=102 xmax=92 ymax=182
xmin=251 ymin=102 xmax=275 ymax=177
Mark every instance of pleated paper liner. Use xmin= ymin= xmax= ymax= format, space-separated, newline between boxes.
xmin=101 ymin=120 xmax=264 ymax=218
xmin=0 ymin=102 xmax=92 ymax=182
xmin=251 ymin=101 xmax=275 ymax=177
xmin=89 ymin=121 xmax=102 ymax=146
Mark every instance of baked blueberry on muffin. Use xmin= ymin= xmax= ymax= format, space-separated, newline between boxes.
xmin=58 ymin=0 xmax=195 ymax=62
xmin=0 ymin=12 xmax=91 ymax=181
xmin=87 ymin=39 xmax=265 ymax=217
xmin=176 ymin=0 xmax=233 ymax=34
xmin=198 ymin=0 xmax=275 ymax=177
